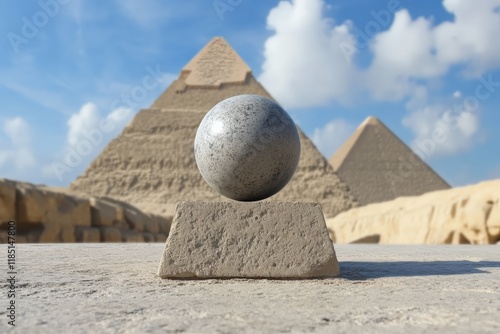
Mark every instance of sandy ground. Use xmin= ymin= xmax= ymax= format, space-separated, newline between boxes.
xmin=1 ymin=244 xmax=499 ymax=333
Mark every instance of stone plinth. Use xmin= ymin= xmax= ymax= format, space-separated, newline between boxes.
xmin=158 ymin=201 xmax=339 ymax=278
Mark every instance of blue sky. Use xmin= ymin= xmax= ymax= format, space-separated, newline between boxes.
xmin=0 ymin=0 xmax=499 ymax=187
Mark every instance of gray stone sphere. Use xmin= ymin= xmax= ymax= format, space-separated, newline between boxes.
xmin=194 ymin=94 xmax=301 ymax=201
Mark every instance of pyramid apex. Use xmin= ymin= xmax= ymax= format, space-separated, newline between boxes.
xmin=150 ymin=36 xmax=275 ymax=111
xmin=211 ymin=36 xmax=227 ymax=42
xmin=359 ymin=116 xmax=381 ymax=128
xmin=181 ymin=36 xmax=251 ymax=87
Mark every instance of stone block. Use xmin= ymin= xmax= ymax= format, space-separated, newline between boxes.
xmin=15 ymin=236 xmax=27 ymax=243
xmin=144 ymin=214 xmax=160 ymax=234
xmin=39 ymin=224 xmax=61 ymax=243
xmin=16 ymin=184 xmax=46 ymax=224
xmin=143 ymin=233 xmax=155 ymax=242
xmin=76 ymin=227 xmax=100 ymax=242
xmin=47 ymin=193 xmax=91 ymax=227
xmin=61 ymin=227 xmax=76 ymax=243
xmin=90 ymin=198 xmax=125 ymax=227
xmin=16 ymin=184 xmax=91 ymax=227
xmin=458 ymin=194 xmax=491 ymax=244
xmin=0 ymin=179 xmax=16 ymax=224
xmin=124 ymin=208 xmax=146 ymax=232
xmin=26 ymin=232 xmax=41 ymax=243
xmin=487 ymin=201 xmax=500 ymax=241
xmin=123 ymin=232 xmax=145 ymax=243
xmin=157 ymin=215 xmax=173 ymax=234
xmin=100 ymin=227 xmax=123 ymax=242
xmin=158 ymin=201 xmax=340 ymax=279
xmin=155 ymin=233 xmax=168 ymax=243
xmin=349 ymin=234 xmax=380 ymax=244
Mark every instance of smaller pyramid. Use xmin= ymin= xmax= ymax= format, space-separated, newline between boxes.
xmin=329 ymin=116 xmax=450 ymax=206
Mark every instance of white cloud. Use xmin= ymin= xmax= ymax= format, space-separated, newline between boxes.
xmin=312 ymin=119 xmax=355 ymax=158
xmin=260 ymin=0 xmax=500 ymax=108
xmin=67 ymin=102 xmax=133 ymax=147
xmin=367 ymin=0 xmax=499 ymax=158
xmin=402 ymin=105 xmax=480 ymax=158
xmin=43 ymin=102 xmax=133 ymax=183
xmin=366 ymin=0 xmax=500 ymax=101
xmin=5 ymin=118 xmax=30 ymax=147
xmin=366 ymin=10 xmax=446 ymax=101
xmin=67 ymin=103 xmax=102 ymax=146
xmin=259 ymin=0 xmax=496 ymax=160
xmin=435 ymin=0 xmax=500 ymax=76
xmin=258 ymin=0 xmax=357 ymax=109
xmin=0 ymin=117 xmax=36 ymax=170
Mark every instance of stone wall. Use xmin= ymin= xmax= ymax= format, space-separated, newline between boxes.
xmin=0 ymin=178 xmax=172 ymax=243
xmin=326 ymin=179 xmax=500 ymax=244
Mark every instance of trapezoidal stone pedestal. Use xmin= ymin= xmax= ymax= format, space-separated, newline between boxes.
xmin=157 ymin=201 xmax=340 ymax=279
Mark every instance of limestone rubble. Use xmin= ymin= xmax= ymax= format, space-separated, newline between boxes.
xmin=0 ymin=178 xmax=171 ymax=243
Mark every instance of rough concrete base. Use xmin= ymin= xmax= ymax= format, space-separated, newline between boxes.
xmin=158 ymin=201 xmax=339 ymax=278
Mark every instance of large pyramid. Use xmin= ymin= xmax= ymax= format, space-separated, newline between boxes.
xmin=329 ymin=116 xmax=450 ymax=206
xmin=71 ymin=37 xmax=357 ymax=217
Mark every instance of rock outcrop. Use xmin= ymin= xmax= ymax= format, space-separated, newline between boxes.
xmin=0 ymin=178 xmax=171 ymax=243
xmin=326 ymin=179 xmax=500 ymax=244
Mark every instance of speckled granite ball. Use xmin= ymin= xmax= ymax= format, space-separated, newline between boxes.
xmin=194 ymin=94 xmax=301 ymax=201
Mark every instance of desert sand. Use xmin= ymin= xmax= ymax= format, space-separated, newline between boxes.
xmin=1 ymin=244 xmax=499 ymax=333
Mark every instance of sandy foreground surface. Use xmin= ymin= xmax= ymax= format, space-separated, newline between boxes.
xmin=1 ymin=244 xmax=499 ymax=333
